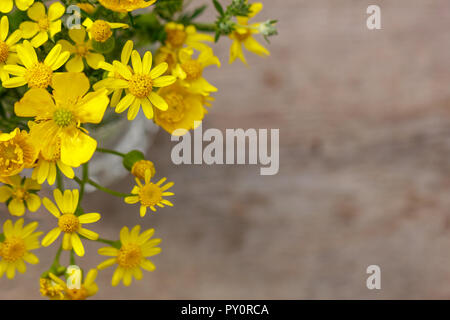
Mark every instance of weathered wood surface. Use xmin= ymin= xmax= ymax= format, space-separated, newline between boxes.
xmin=3 ymin=0 xmax=450 ymax=298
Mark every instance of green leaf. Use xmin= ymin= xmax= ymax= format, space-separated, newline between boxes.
xmin=212 ymin=0 xmax=224 ymax=16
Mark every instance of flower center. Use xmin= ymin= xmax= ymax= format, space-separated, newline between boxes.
xmin=58 ymin=214 xmax=80 ymax=233
xmin=181 ymin=60 xmax=202 ymax=81
xmin=0 ymin=41 xmax=9 ymax=64
xmin=159 ymin=92 xmax=186 ymax=123
xmin=53 ymin=109 xmax=74 ymax=128
xmin=91 ymin=20 xmax=112 ymax=42
xmin=139 ymin=183 xmax=163 ymax=207
xmin=38 ymin=18 xmax=50 ymax=31
xmin=129 ymin=74 xmax=153 ymax=98
xmin=12 ymin=187 xmax=27 ymax=201
xmin=25 ymin=62 xmax=53 ymax=89
xmin=166 ymin=29 xmax=187 ymax=48
xmin=66 ymin=287 xmax=89 ymax=300
xmin=234 ymin=29 xmax=252 ymax=42
xmin=117 ymin=243 xmax=142 ymax=269
xmin=76 ymin=44 xmax=89 ymax=57
xmin=1 ymin=237 xmax=26 ymax=262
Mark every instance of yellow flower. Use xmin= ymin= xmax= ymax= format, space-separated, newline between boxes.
xmin=125 ymin=170 xmax=174 ymax=217
xmin=229 ymin=2 xmax=270 ymax=65
xmin=48 ymin=269 xmax=99 ymax=300
xmin=0 ymin=128 xmax=38 ymax=180
xmin=131 ymin=160 xmax=155 ymax=181
xmin=0 ymin=16 xmax=23 ymax=82
xmin=173 ymin=47 xmax=220 ymax=96
xmin=154 ymin=83 xmax=206 ymax=135
xmin=41 ymin=189 xmax=101 ymax=257
xmin=57 ymin=27 xmax=105 ymax=72
xmin=97 ymin=225 xmax=161 ymax=287
xmin=93 ymin=39 xmax=133 ymax=107
xmin=14 ymin=72 xmax=109 ymax=167
xmin=0 ymin=175 xmax=41 ymax=216
xmin=100 ymin=50 xmax=176 ymax=120
xmin=98 ymin=0 xmax=156 ymax=12
xmin=164 ymin=22 xmax=214 ymax=52
xmin=0 ymin=0 xmax=34 ymax=13
xmin=40 ymin=277 xmax=65 ymax=300
xmin=19 ymin=2 xmax=65 ymax=48
xmin=83 ymin=18 xmax=128 ymax=43
xmin=3 ymin=40 xmax=69 ymax=89
xmin=0 ymin=219 xmax=42 ymax=279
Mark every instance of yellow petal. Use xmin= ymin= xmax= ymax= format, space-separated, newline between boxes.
xmin=149 ymin=62 xmax=168 ymax=79
xmin=42 ymin=197 xmax=61 ymax=218
xmin=71 ymin=233 xmax=85 ymax=256
xmin=19 ymin=21 xmax=39 ymax=39
xmin=98 ymin=247 xmax=118 ymax=256
xmin=121 ymin=40 xmax=133 ymax=64
xmin=78 ymin=227 xmax=99 ymax=240
xmin=140 ymin=259 xmax=156 ymax=272
xmin=0 ymin=16 xmax=8 ymax=42
xmin=85 ymin=52 xmax=104 ymax=69
xmin=97 ymin=258 xmax=116 ymax=270
xmin=14 ymin=87 xmax=54 ymax=117
xmin=8 ymin=199 xmax=25 ymax=216
xmin=111 ymin=267 xmax=124 ymax=287
xmin=48 ymin=2 xmax=65 ymax=21
xmin=149 ymin=92 xmax=168 ymax=111
xmin=51 ymin=72 xmax=89 ymax=102
xmin=60 ymin=129 xmax=97 ymax=167
xmin=116 ymin=94 xmax=135 ymax=113
xmin=27 ymin=2 xmax=46 ymax=21
xmin=142 ymin=51 xmax=152 ymax=74
xmin=0 ymin=0 xmax=13 ymax=14
xmin=76 ymin=89 xmax=109 ymax=124
xmin=0 ymin=186 xmax=12 ymax=202
xmin=23 ymin=252 xmax=39 ymax=264
xmin=30 ymin=31 xmax=48 ymax=48
xmin=42 ymin=227 xmax=62 ymax=247
xmin=119 ymin=226 xmax=130 ymax=244
xmin=78 ymin=213 xmax=101 ymax=224
xmin=152 ymin=75 xmax=176 ymax=87
xmin=62 ymin=232 xmax=71 ymax=250
xmin=25 ymin=193 xmax=41 ymax=212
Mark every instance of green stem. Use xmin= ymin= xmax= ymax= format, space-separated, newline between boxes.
xmin=51 ymin=245 xmax=63 ymax=269
xmin=192 ymin=22 xmax=216 ymax=32
xmin=56 ymin=168 xmax=64 ymax=191
xmin=74 ymin=176 xmax=131 ymax=198
xmin=70 ymin=250 xmax=76 ymax=265
xmin=96 ymin=148 xmax=126 ymax=157
xmin=128 ymin=12 xmax=135 ymax=27
xmin=78 ymin=163 xmax=89 ymax=204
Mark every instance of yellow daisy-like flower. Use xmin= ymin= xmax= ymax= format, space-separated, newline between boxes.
xmin=0 ymin=175 xmax=41 ymax=216
xmin=98 ymin=0 xmax=156 ymax=13
xmin=125 ymin=170 xmax=174 ymax=217
xmin=97 ymin=225 xmax=161 ymax=287
xmin=154 ymin=83 xmax=206 ymax=135
xmin=40 ymin=277 xmax=65 ymax=300
xmin=93 ymin=39 xmax=133 ymax=107
xmin=83 ymin=18 xmax=128 ymax=43
xmin=48 ymin=269 xmax=99 ymax=300
xmin=100 ymin=50 xmax=176 ymax=120
xmin=173 ymin=47 xmax=220 ymax=96
xmin=41 ymin=189 xmax=101 ymax=257
xmin=3 ymin=40 xmax=69 ymax=89
xmin=0 ymin=219 xmax=42 ymax=279
xmin=164 ymin=22 xmax=214 ymax=52
xmin=0 ymin=128 xmax=37 ymax=181
xmin=19 ymin=2 xmax=65 ymax=48
xmin=0 ymin=0 xmax=34 ymax=13
xmin=0 ymin=16 xmax=23 ymax=82
xmin=229 ymin=2 xmax=270 ymax=65
xmin=14 ymin=72 xmax=109 ymax=168
xmin=131 ymin=160 xmax=155 ymax=181
xmin=57 ymin=27 xmax=105 ymax=72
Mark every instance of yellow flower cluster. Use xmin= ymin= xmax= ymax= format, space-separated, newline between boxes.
xmin=0 ymin=0 xmax=275 ymax=299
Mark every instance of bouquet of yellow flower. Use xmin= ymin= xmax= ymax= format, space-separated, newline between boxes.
xmin=0 ymin=0 xmax=277 ymax=299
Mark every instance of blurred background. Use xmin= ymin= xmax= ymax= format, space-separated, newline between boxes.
xmin=3 ymin=0 xmax=450 ymax=299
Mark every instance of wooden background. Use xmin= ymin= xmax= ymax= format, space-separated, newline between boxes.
xmin=3 ymin=0 xmax=450 ymax=299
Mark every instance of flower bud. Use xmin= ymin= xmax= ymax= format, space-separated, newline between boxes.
xmin=123 ymin=150 xmax=145 ymax=171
